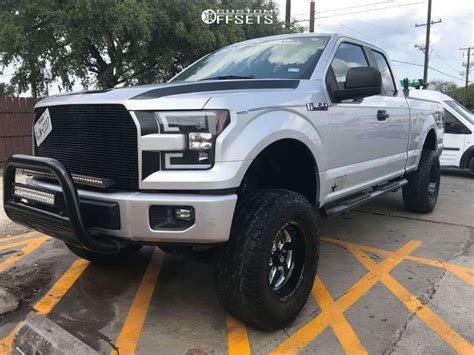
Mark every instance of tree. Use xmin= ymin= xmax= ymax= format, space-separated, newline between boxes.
xmin=0 ymin=0 xmax=299 ymax=97
xmin=0 ymin=82 xmax=15 ymax=96
xmin=447 ymin=84 xmax=474 ymax=111
xmin=428 ymin=79 xmax=457 ymax=95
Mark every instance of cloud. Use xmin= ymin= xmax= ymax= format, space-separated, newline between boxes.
xmin=280 ymin=0 xmax=473 ymax=84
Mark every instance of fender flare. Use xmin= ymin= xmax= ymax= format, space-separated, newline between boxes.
xmin=219 ymin=109 xmax=324 ymax=204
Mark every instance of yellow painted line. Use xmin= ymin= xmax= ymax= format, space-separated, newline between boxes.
xmin=0 ymin=231 xmax=41 ymax=243
xmin=0 ymin=258 xmax=90 ymax=354
xmin=312 ymin=277 xmax=368 ymax=354
xmin=0 ymin=237 xmax=50 ymax=272
xmin=322 ymin=237 xmax=474 ymax=285
xmin=0 ymin=324 xmax=21 ymax=355
xmin=271 ymin=240 xmax=421 ymax=354
xmin=0 ymin=237 xmax=49 ymax=251
xmin=114 ymin=249 xmax=164 ymax=355
xmin=349 ymin=246 xmax=474 ymax=355
xmin=447 ymin=268 xmax=474 ymax=287
xmin=227 ymin=316 xmax=251 ymax=355
xmin=34 ymin=258 xmax=90 ymax=315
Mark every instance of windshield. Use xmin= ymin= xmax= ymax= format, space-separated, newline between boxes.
xmin=171 ymin=36 xmax=330 ymax=82
xmin=445 ymin=100 xmax=474 ymax=125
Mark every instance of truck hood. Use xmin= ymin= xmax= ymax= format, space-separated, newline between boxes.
xmin=35 ymin=79 xmax=300 ymax=111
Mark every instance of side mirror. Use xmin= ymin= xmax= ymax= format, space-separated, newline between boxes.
xmin=335 ymin=67 xmax=382 ymax=101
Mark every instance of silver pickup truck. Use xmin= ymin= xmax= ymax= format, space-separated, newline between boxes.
xmin=3 ymin=33 xmax=444 ymax=330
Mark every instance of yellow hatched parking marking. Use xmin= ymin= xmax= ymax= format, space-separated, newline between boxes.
xmin=0 ymin=258 xmax=89 ymax=354
xmin=312 ymin=276 xmax=368 ymax=355
xmin=113 ymin=248 xmax=164 ymax=355
xmin=0 ymin=231 xmax=41 ymax=243
xmin=348 ymin=245 xmax=474 ymax=354
xmin=271 ymin=240 xmax=421 ymax=354
xmin=0 ymin=236 xmax=50 ymax=272
xmin=227 ymin=316 xmax=251 ymax=355
xmin=322 ymin=237 xmax=474 ymax=286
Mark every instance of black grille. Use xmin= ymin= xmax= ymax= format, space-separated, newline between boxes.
xmin=34 ymin=105 xmax=138 ymax=190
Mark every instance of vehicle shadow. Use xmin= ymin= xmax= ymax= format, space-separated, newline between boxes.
xmin=441 ymin=167 xmax=473 ymax=178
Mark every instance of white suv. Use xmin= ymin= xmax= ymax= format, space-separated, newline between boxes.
xmin=410 ymin=89 xmax=474 ymax=175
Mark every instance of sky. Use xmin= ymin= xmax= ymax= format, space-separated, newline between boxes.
xmin=277 ymin=0 xmax=473 ymax=86
xmin=1 ymin=0 xmax=473 ymax=95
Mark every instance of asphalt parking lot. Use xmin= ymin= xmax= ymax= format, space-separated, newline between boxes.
xmin=0 ymin=169 xmax=473 ymax=355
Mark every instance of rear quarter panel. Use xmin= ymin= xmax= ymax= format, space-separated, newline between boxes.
xmin=405 ymin=97 xmax=444 ymax=172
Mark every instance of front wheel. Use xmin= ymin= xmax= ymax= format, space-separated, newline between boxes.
xmin=215 ymin=189 xmax=319 ymax=331
xmin=403 ymin=150 xmax=440 ymax=213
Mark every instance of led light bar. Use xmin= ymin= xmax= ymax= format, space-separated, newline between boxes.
xmin=22 ymin=169 xmax=113 ymax=188
xmin=14 ymin=185 xmax=55 ymax=206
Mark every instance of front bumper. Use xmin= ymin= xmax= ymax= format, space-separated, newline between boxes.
xmin=4 ymin=155 xmax=237 ymax=249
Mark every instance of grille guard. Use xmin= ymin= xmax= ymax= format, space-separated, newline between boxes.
xmin=3 ymin=154 xmax=120 ymax=254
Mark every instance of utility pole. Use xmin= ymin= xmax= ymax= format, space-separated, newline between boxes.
xmin=285 ymin=0 xmax=291 ymax=28
xmin=460 ymin=47 xmax=473 ymax=106
xmin=415 ymin=0 xmax=441 ymax=86
xmin=309 ymin=0 xmax=315 ymax=33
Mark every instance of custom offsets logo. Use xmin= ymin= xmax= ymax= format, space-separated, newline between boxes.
xmin=201 ymin=8 xmax=274 ymax=25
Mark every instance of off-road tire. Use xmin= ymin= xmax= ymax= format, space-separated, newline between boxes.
xmin=215 ymin=189 xmax=319 ymax=331
xmin=403 ymin=150 xmax=440 ymax=213
xmin=65 ymin=242 xmax=142 ymax=264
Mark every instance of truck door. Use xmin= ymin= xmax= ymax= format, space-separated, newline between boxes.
xmin=442 ymin=109 xmax=468 ymax=167
xmin=321 ymin=42 xmax=409 ymax=199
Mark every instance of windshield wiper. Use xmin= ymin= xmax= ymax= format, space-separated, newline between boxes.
xmin=200 ymin=75 xmax=255 ymax=81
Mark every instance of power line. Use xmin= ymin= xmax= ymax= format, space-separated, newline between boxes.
xmin=292 ymin=0 xmax=392 ymax=18
xmin=294 ymin=1 xmax=425 ymax=22
xmin=430 ymin=47 xmax=460 ymax=75
xmin=391 ymin=59 xmax=464 ymax=81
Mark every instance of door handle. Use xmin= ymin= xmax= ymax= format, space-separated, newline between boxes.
xmin=377 ymin=110 xmax=389 ymax=121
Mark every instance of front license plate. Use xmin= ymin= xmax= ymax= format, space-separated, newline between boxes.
xmin=34 ymin=108 xmax=52 ymax=146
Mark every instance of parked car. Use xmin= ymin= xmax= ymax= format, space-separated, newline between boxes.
xmin=410 ymin=89 xmax=474 ymax=175
xmin=3 ymin=33 xmax=444 ymax=330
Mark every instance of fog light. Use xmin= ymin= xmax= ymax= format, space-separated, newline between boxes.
xmin=189 ymin=132 xmax=213 ymax=151
xmin=174 ymin=208 xmax=193 ymax=222
xmin=14 ymin=185 xmax=55 ymax=206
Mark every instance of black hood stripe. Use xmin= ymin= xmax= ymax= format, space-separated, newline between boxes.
xmin=131 ymin=79 xmax=300 ymax=100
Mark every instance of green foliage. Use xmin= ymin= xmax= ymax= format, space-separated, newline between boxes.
xmin=0 ymin=0 xmax=298 ymax=96
xmin=447 ymin=84 xmax=474 ymax=111
xmin=428 ymin=79 xmax=457 ymax=95
xmin=0 ymin=82 xmax=15 ymax=96
xmin=426 ymin=79 xmax=473 ymax=110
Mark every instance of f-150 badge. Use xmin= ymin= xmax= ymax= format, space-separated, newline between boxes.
xmin=307 ymin=102 xmax=328 ymax=111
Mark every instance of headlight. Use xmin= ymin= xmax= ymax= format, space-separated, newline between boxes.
xmin=136 ymin=110 xmax=230 ymax=171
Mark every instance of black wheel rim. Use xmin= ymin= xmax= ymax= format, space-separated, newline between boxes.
xmin=268 ymin=223 xmax=306 ymax=298
xmin=428 ymin=164 xmax=439 ymax=200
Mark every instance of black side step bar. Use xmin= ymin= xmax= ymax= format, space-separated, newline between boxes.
xmin=322 ymin=178 xmax=408 ymax=218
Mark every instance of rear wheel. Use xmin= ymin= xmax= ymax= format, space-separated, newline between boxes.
xmin=215 ymin=189 xmax=319 ymax=330
xmin=65 ymin=242 xmax=142 ymax=264
xmin=469 ymin=157 xmax=474 ymax=176
xmin=403 ymin=150 xmax=440 ymax=213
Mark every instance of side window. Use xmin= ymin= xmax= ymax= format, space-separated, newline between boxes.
xmin=444 ymin=109 xmax=466 ymax=134
xmin=330 ymin=43 xmax=368 ymax=86
xmin=372 ymin=51 xmax=396 ymax=96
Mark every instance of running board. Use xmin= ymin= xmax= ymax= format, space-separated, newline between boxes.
xmin=322 ymin=178 xmax=408 ymax=218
